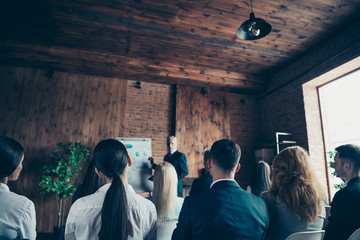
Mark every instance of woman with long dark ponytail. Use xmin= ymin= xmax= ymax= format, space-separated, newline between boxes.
xmin=65 ymin=139 xmax=157 ymax=240
xmin=0 ymin=136 xmax=36 ymax=240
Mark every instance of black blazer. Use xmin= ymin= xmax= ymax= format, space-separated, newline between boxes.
xmin=164 ymin=151 xmax=188 ymax=197
xmin=172 ymin=180 xmax=269 ymax=240
xmin=324 ymin=177 xmax=360 ymax=240
xmin=189 ymin=171 xmax=212 ymax=196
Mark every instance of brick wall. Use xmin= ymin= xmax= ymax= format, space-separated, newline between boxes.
xmin=258 ymin=84 xmax=308 ymax=149
xmin=229 ymin=93 xmax=259 ymax=188
xmin=123 ymin=81 xmax=260 ymax=188
xmin=123 ymin=80 xmax=174 ymax=163
xmin=258 ymin=19 xmax=360 ymax=198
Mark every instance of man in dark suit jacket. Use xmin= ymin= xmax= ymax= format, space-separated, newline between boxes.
xmin=324 ymin=144 xmax=360 ymax=240
xmin=172 ymin=139 xmax=269 ymax=240
xmin=151 ymin=136 xmax=188 ymax=197
xmin=189 ymin=150 xmax=212 ymax=196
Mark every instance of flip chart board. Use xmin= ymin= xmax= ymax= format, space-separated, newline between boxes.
xmin=116 ymin=137 xmax=153 ymax=193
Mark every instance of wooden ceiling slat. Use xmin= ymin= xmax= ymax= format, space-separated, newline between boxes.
xmin=0 ymin=0 xmax=359 ymax=93
xmin=0 ymin=41 xmax=265 ymax=92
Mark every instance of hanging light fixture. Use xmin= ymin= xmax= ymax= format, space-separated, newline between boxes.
xmin=237 ymin=0 xmax=272 ymax=40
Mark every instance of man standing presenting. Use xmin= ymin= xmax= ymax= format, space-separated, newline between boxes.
xmin=172 ymin=139 xmax=269 ymax=240
xmin=324 ymin=144 xmax=360 ymax=240
xmin=150 ymin=136 xmax=188 ymax=197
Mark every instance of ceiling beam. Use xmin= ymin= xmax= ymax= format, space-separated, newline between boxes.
xmin=0 ymin=41 xmax=267 ymax=93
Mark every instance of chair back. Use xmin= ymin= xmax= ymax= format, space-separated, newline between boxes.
xmin=157 ymin=219 xmax=178 ymax=240
xmin=348 ymin=228 xmax=360 ymax=240
xmin=285 ymin=230 xmax=325 ymax=240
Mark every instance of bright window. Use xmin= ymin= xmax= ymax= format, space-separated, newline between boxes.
xmin=318 ymin=69 xmax=360 ymax=198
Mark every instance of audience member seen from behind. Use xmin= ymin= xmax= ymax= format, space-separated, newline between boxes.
xmin=251 ymin=160 xmax=272 ymax=197
xmin=150 ymin=162 xmax=184 ymax=240
xmin=189 ymin=150 xmax=213 ymax=196
xmin=71 ymin=158 xmax=106 ymax=204
xmin=324 ymin=144 xmax=360 ymax=240
xmin=261 ymin=146 xmax=326 ymax=240
xmin=65 ymin=139 xmax=157 ymax=240
xmin=0 ymin=136 xmax=36 ymax=240
xmin=151 ymin=161 xmax=184 ymax=220
xmin=172 ymin=139 xmax=269 ymax=240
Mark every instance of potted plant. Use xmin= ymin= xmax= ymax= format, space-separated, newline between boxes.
xmin=328 ymin=150 xmax=343 ymax=190
xmin=39 ymin=141 xmax=90 ymax=239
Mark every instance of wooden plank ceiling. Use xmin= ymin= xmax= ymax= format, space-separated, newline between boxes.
xmin=0 ymin=0 xmax=359 ymax=93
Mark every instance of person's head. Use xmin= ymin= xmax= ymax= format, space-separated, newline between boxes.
xmin=167 ymin=136 xmax=177 ymax=152
xmin=94 ymin=139 xmax=130 ymax=180
xmin=203 ymin=150 xmax=211 ymax=172
xmin=0 ymin=136 xmax=25 ymax=183
xmin=93 ymin=139 xmax=131 ymax=240
xmin=153 ymin=161 xmax=178 ymax=220
xmin=209 ymin=139 xmax=241 ymax=177
xmin=270 ymin=146 xmax=325 ymax=224
xmin=333 ymin=144 xmax=360 ymax=181
xmin=252 ymin=161 xmax=271 ymax=196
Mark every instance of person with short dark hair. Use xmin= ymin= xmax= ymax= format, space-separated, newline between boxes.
xmin=324 ymin=144 xmax=360 ymax=240
xmin=189 ymin=150 xmax=212 ymax=196
xmin=0 ymin=136 xmax=36 ymax=240
xmin=65 ymin=139 xmax=157 ymax=240
xmin=172 ymin=139 xmax=269 ymax=240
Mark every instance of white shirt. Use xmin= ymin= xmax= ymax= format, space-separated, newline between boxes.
xmin=210 ymin=179 xmax=237 ymax=188
xmin=65 ymin=183 xmax=157 ymax=240
xmin=0 ymin=183 xmax=36 ymax=240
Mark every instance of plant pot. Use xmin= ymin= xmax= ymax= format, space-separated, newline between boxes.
xmin=53 ymin=226 xmax=65 ymax=240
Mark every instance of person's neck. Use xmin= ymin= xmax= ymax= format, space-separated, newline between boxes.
xmin=120 ymin=174 xmax=128 ymax=185
xmin=345 ymin=171 xmax=360 ymax=182
xmin=104 ymin=174 xmax=129 ymax=185
xmin=0 ymin=178 xmax=8 ymax=185
xmin=346 ymin=175 xmax=360 ymax=182
xmin=211 ymin=171 xmax=235 ymax=182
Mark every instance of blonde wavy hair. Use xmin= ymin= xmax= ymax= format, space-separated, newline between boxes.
xmin=153 ymin=161 xmax=178 ymax=220
xmin=270 ymin=146 xmax=325 ymax=224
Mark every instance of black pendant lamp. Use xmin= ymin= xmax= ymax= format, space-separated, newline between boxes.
xmin=237 ymin=0 xmax=271 ymax=40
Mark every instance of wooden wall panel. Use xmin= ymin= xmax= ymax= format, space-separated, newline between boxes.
xmin=175 ymin=85 xmax=230 ymax=178
xmin=0 ymin=65 xmax=127 ymax=232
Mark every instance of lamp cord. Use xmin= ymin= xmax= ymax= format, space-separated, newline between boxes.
xmin=250 ymin=0 xmax=253 ymax=13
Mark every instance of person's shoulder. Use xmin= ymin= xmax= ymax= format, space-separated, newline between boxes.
xmin=71 ymin=188 xmax=106 ymax=210
xmin=176 ymin=196 xmax=185 ymax=204
xmin=260 ymin=190 xmax=270 ymax=199
xmin=333 ymin=181 xmax=360 ymax=202
xmin=128 ymin=191 xmax=156 ymax=211
xmin=185 ymin=189 xmax=206 ymax=201
xmin=227 ymin=185 xmax=267 ymax=208
xmin=127 ymin=193 xmax=157 ymax=222
xmin=192 ymin=177 xmax=201 ymax=185
xmin=347 ymin=177 xmax=360 ymax=190
xmin=4 ymin=189 xmax=34 ymax=206
xmin=178 ymin=151 xmax=185 ymax=156
xmin=172 ymin=150 xmax=185 ymax=157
